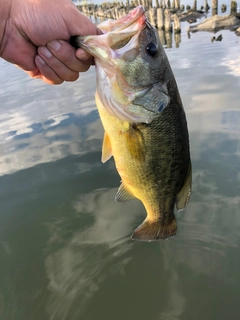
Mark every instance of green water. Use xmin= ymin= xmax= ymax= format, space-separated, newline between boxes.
xmin=1 ymin=9 xmax=240 ymax=320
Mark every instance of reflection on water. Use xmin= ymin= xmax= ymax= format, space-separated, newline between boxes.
xmin=1 ymin=3 xmax=240 ymax=320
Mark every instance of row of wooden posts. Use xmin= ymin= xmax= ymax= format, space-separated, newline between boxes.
xmin=77 ymin=0 xmax=239 ymax=33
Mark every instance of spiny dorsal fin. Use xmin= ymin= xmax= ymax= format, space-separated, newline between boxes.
xmin=115 ymin=183 xmax=135 ymax=202
xmin=176 ymin=162 xmax=192 ymax=211
xmin=101 ymin=132 xmax=112 ymax=163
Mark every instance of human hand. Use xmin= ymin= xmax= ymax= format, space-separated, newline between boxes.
xmin=0 ymin=0 xmax=100 ymax=84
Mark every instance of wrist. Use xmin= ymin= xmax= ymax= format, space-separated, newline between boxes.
xmin=0 ymin=0 xmax=11 ymax=55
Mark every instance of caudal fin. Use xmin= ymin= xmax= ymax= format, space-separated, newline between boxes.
xmin=131 ymin=218 xmax=177 ymax=241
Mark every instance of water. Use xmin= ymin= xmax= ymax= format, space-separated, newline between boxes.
xmin=1 ymin=4 xmax=240 ymax=320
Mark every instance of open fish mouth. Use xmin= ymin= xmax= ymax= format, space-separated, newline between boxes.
xmin=97 ymin=5 xmax=146 ymax=33
xmin=72 ymin=5 xmax=147 ymax=59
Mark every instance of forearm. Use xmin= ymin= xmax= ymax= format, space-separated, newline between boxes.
xmin=0 ymin=0 xmax=11 ymax=56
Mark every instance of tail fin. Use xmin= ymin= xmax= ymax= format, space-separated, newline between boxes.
xmin=131 ymin=218 xmax=177 ymax=241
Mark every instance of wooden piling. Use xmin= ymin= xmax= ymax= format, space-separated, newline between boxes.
xmin=230 ymin=0 xmax=237 ymax=14
xmin=165 ymin=31 xmax=172 ymax=48
xmin=212 ymin=0 xmax=218 ymax=15
xmin=193 ymin=0 xmax=197 ymax=11
xmin=173 ymin=14 xmax=181 ymax=33
xmin=149 ymin=7 xmax=157 ymax=26
xmin=157 ymin=8 xmax=165 ymax=29
xmin=174 ymin=32 xmax=181 ymax=48
xmin=158 ymin=29 xmax=166 ymax=45
xmin=164 ymin=9 xmax=172 ymax=32
xmin=174 ymin=0 xmax=180 ymax=9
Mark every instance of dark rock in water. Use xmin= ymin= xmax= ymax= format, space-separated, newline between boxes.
xmin=211 ymin=35 xmax=222 ymax=42
xmin=221 ymin=4 xmax=227 ymax=13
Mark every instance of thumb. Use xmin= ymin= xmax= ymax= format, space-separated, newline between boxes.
xmin=63 ymin=5 xmax=101 ymax=37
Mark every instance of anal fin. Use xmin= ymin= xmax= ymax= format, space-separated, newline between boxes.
xmin=176 ymin=162 xmax=192 ymax=211
xmin=115 ymin=183 xmax=135 ymax=202
xmin=131 ymin=218 xmax=177 ymax=241
xmin=101 ymin=132 xmax=112 ymax=163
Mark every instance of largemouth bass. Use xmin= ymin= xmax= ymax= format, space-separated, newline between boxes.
xmin=72 ymin=6 xmax=192 ymax=241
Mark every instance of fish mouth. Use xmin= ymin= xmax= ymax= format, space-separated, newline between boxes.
xmin=97 ymin=5 xmax=146 ymax=33
xmin=72 ymin=6 xmax=147 ymax=60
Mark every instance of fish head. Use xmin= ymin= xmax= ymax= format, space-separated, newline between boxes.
xmin=73 ymin=6 xmax=175 ymax=123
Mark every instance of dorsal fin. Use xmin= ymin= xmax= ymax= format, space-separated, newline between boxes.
xmin=176 ymin=162 xmax=192 ymax=211
xmin=115 ymin=183 xmax=135 ymax=202
xmin=101 ymin=132 xmax=112 ymax=163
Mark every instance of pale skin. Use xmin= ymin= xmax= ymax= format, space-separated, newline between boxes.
xmin=0 ymin=0 xmax=100 ymax=84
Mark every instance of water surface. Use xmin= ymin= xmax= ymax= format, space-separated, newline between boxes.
xmin=0 ymin=3 xmax=240 ymax=320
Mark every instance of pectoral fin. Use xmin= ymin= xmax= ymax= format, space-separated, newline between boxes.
xmin=122 ymin=124 xmax=145 ymax=162
xmin=115 ymin=183 xmax=135 ymax=202
xmin=176 ymin=162 xmax=192 ymax=211
xmin=101 ymin=132 xmax=112 ymax=163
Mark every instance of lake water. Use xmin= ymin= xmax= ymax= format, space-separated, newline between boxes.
xmin=1 ymin=3 xmax=240 ymax=320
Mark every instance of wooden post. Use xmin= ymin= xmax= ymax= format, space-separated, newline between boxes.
xmin=158 ymin=29 xmax=166 ymax=45
xmin=148 ymin=0 xmax=153 ymax=8
xmin=230 ymin=0 xmax=237 ymax=14
xmin=119 ymin=8 xmax=125 ymax=18
xmin=193 ymin=0 xmax=197 ymax=11
xmin=173 ymin=14 xmax=181 ymax=33
xmin=175 ymin=0 xmax=180 ymax=9
xmin=149 ymin=7 xmax=157 ymax=26
xmin=174 ymin=32 xmax=181 ymax=48
xmin=165 ymin=31 xmax=172 ymax=48
xmin=164 ymin=9 xmax=172 ymax=32
xmin=157 ymin=8 xmax=165 ymax=29
xmin=212 ymin=0 xmax=218 ymax=15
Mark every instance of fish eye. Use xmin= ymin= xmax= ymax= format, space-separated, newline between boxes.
xmin=146 ymin=43 xmax=158 ymax=56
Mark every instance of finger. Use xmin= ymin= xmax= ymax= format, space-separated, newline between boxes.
xmin=47 ymin=40 xmax=93 ymax=72
xmin=35 ymin=55 xmax=64 ymax=85
xmin=38 ymin=46 xmax=81 ymax=81
xmin=75 ymin=48 xmax=95 ymax=66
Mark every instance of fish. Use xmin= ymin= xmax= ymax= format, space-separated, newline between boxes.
xmin=71 ymin=6 xmax=192 ymax=241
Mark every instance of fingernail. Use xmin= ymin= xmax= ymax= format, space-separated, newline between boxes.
xmin=39 ymin=47 xmax=52 ymax=58
xmin=36 ymin=55 xmax=46 ymax=66
xmin=48 ymin=40 xmax=61 ymax=51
